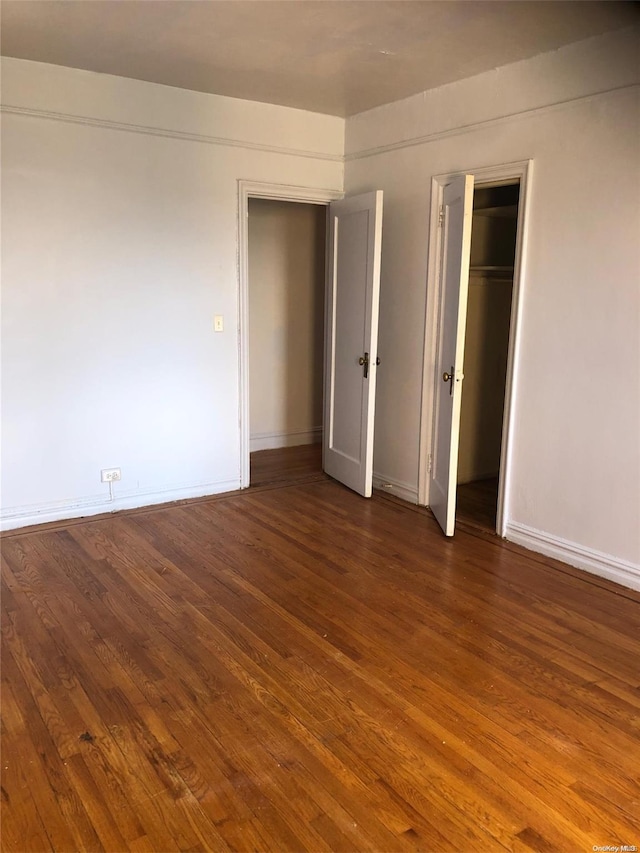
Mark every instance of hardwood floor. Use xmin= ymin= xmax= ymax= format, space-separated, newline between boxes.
xmin=251 ymin=443 xmax=324 ymax=488
xmin=456 ymin=477 xmax=499 ymax=532
xmin=2 ymin=478 xmax=639 ymax=852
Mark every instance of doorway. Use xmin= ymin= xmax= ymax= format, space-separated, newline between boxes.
xmin=418 ymin=159 xmax=532 ymax=537
xmin=239 ymin=181 xmax=384 ymax=498
xmin=238 ymin=182 xmax=342 ymax=489
xmin=456 ymin=183 xmax=520 ymax=531
xmin=247 ymin=197 xmax=326 ymax=487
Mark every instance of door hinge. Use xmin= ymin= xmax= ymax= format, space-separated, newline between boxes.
xmin=438 ymin=205 xmax=444 ymax=228
xmin=427 ymin=453 xmax=432 ymax=474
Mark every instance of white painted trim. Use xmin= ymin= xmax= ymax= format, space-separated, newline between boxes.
xmin=345 ymin=84 xmax=637 ymax=162
xmin=496 ymin=161 xmax=533 ymax=537
xmin=0 ymin=478 xmax=240 ymax=532
xmin=0 ymin=104 xmax=344 ymax=162
xmin=372 ymin=473 xmax=419 ymax=504
xmin=237 ymin=180 xmax=343 ymax=489
xmin=417 ymin=175 xmax=445 ymax=507
xmin=250 ymin=427 xmax=322 ymax=452
xmin=506 ymin=522 xmax=640 ymax=593
xmin=418 ymin=159 xmax=533 ymax=542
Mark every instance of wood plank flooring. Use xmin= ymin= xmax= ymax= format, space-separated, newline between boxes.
xmin=250 ymin=443 xmax=324 ymax=488
xmin=2 ymin=477 xmax=639 ymax=852
xmin=456 ymin=477 xmax=499 ymax=532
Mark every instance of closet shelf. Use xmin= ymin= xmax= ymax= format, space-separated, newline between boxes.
xmin=473 ymin=204 xmax=518 ymax=218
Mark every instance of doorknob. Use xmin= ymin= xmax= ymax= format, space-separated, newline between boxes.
xmin=443 ymin=367 xmax=454 ymax=396
xmin=358 ymin=352 xmax=370 ymax=378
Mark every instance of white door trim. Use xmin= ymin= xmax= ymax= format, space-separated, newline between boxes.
xmin=417 ymin=160 xmax=534 ymax=536
xmin=237 ymin=180 xmax=343 ymax=488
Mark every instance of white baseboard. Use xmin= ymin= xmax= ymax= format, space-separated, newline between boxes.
xmin=372 ymin=472 xmax=419 ymax=504
xmin=0 ymin=478 xmax=241 ymax=532
xmin=505 ymin=521 xmax=640 ymax=592
xmin=250 ymin=427 xmax=322 ymax=452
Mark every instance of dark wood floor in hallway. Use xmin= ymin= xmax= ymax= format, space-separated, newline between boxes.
xmin=456 ymin=477 xmax=499 ymax=532
xmin=2 ymin=478 xmax=639 ymax=852
xmin=250 ymin=442 xmax=324 ymax=488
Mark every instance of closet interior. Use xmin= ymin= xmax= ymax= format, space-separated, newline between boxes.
xmin=456 ymin=183 xmax=520 ymax=531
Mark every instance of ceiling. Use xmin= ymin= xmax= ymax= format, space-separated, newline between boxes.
xmin=1 ymin=1 xmax=638 ymax=117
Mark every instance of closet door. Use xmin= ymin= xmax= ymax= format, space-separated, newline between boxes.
xmin=430 ymin=175 xmax=474 ymax=536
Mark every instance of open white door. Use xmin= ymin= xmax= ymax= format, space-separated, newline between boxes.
xmin=430 ymin=175 xmax=475 ymax=535
xmin=323 ymin=190 xmax=383 ymax=497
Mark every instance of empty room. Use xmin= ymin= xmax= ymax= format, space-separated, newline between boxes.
xmin=1 ymin=2 xmax=639 ymax=851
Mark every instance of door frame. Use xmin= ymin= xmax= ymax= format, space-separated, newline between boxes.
xmin=237 ymin=180 xmax=343 ymax=489
xmin=417 ymin=159 xmax=533 ymax=535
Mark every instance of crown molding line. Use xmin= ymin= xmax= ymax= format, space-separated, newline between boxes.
xmin=0 ymin=103 xmax=344 ymax=163
xmin=345 ymin=83 xmax=638 ymax=162
xmin=4 ymin=81 xmax=635 ymax=166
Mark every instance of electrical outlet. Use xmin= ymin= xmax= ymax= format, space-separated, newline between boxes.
xmin=101 ymin=468 xmax=121 ymax=483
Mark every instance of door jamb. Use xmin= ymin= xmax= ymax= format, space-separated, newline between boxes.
xmin=237 ymin=181 xmax=343 ymax=489
xmin=417 ymin=160 xmax=533 ymax=536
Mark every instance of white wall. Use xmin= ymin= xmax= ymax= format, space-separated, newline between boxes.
xmin=3 ymin=32 xmax=639 ymax=591
xmin=346 ymin=27 xmax=640 ymax=588
xmin=0 ymin=59 xmax=343 ymax=528
xmin=248 ymin=199 xmax=325 ymax=451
